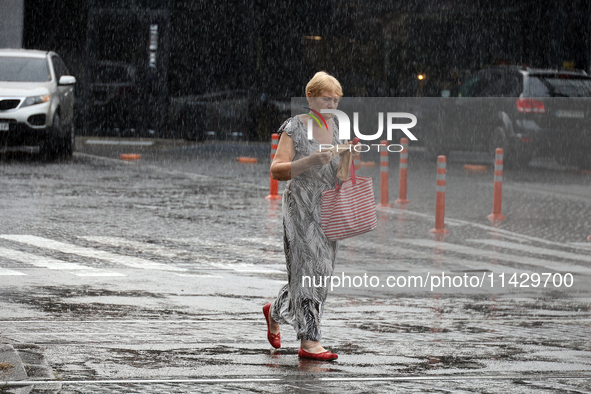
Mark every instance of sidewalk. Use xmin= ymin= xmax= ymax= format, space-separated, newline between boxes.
xmin=0 ymin=343 xmax=60 ymax=394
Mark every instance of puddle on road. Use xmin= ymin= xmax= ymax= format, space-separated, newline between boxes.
xmin=35 ymin=286 xmax=166 ymax=299
xmin=464 ymin=299 xmax=591 ymax=316
xmin=108 ymin=347 xmax=204 ymax=368
xmin=424 ymin=355 xmax=485 ymax=370
xmin=1 ymin=285 xmax=181 ymax=318
xmin=348 ymin=321 xmax=450 ymax=334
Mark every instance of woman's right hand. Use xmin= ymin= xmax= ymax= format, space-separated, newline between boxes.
xmin=308 ymin=149 xmax=333 ymax=166
xmin=271 ymin=135 xmax=334 ymax=180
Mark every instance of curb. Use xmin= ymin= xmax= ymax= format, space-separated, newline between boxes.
xmin=1 ymin=344 xmax=27 ymax=381
xmin=1 ymin=343 xmax=61 ymax=394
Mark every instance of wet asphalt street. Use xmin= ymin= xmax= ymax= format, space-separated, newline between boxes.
xmin=0 ymin=137 xmax=590 ymax=393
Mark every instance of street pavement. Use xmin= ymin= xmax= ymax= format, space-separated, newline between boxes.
xmin=0 ymin=137 xmax=590 ymax=393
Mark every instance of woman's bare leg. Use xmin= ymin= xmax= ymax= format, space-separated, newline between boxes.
xmin=300 ymin=339 xmax=327 ymax=353
xmin=268 ymin=305 xmax=280 ymax=335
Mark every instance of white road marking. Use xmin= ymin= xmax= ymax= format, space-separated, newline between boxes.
xmin=0 ymin=247 xmax=91 ymax=269
xmin=172 ymin=273 xmax=223 ymax=278
xmin=73 ymin=272 xmax=126 ymax=277
xmin=468 ymin=239 xmax=591 ymax=263
xmin=85 ymin=140 xmax=154 ymax=146
xmin=0 ymin=248 xmax=124 ymax=277
xmin=239 ymin=237 xmax=283 ymax=249
xmin=82 ymin=236 xmax=283 ymax=273
xmin=400 ymin=239 xmax=591 ymax=275
xmin=81 ymin=236 xmax=283 ymax=273
xmin=568 ymin=242 xmax=591 ymax=250
xmin=0 ymin=235 xmax=185 ymax=272
xmin=487 ymin=231 xmax=591 ymax=252
xmin=243 ymin=236 xmax=531 ymax=274
xmin=0 ymin=268 xmax=26 ymax=276
xmin=376 ymin=206 xmax=463 ymax=226
xmin=80 ymin=236 xmax=196 ymax=260
xmin=378 ymin=206 xmax=591 ymax=252
xmin=209 ymin=262 xmax=284 ymax=274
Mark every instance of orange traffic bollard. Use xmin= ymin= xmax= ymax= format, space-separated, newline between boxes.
xmin=430 ymin=155 xmax=449 ymax=235
xmin=487 ymin=148 xmax=506 ymax=223
xmin=463 ymin=164 xmax=488 ymax=173
xmin=266 ymin=133 xmax=282 ymax=200
xmin=395 ymin=137 xmax=409 ymax=204
xmin=378 ymin=140 xmax=393 ymax=208
xmin=120 ymin=153 xmax=141 ymax=160
xmin=237 ymin=157 xmax=258 ymax=163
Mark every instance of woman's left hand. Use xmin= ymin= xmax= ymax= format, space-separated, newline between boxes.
xmin=349 ymin=139 xmax=361 ymax=159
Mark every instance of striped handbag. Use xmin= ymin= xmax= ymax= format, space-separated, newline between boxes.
xmin=321 ymin=163 xmax=377 ymax=240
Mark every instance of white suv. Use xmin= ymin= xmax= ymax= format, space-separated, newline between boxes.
xmin=0 ymin=49 xmax=76 ymax=159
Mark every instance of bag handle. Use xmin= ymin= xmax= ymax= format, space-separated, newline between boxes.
xmin=335 ymin=138 xmax=360 ymax=189
xmin=335 ymin=162 xmax=357 ymax=189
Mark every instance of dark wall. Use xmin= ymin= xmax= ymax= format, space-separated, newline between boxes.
xmin=22 ymin=0 xmax=591 ymax=102
xmin=168 ymin=1 xmax=255 ymax=96
xmin=23 ymin=0 xmax=88 ymax=79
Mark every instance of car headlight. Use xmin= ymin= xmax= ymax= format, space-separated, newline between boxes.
xmin=21 ymin=95 xmax=50 ymax=108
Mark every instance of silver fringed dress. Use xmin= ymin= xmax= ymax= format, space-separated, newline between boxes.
xmin=270 ymin=115 xmax=342 ymax=341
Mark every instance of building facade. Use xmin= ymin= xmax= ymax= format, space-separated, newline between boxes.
xmin=3 ymin=0 xmax=590 ymax=137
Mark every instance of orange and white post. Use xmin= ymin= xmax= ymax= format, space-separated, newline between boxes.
xmin=430 ymin=155 xmax=449 ymax=235
xmin=487 ymin=148 xmax=506 ymax=223
xmin=266 ymin=133 xmax=282 ymax=200
xmin=378 ymin=140 xmax=393 ymax=208
xmin=395 ymin=137 xmax=409 ymax=204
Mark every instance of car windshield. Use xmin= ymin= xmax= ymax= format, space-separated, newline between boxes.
xmin=0 ymin=57 xmax=51 ymax=82
xmin=529 ymin=75 xmax=591 ymax=97
xmin=90 ymin=63 xmax=135 ymax=84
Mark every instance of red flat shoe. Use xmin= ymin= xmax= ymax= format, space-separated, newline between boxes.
xmin=263 ymin=303 xmax=281 ymax=348
xmin=298 ymin=348 xmax=338 ymax=360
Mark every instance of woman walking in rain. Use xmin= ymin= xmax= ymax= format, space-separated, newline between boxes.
xmin=263 ymin=71 xmax=358 ymax=360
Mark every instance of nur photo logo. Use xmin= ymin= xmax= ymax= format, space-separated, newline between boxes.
xmin=304 ymin=107 xmax=418 ymax=152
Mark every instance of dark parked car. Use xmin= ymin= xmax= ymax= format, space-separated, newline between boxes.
xmin=170 ymin=90 xmax=290 ymax=142
xmin=424 ymin=66 xmax=591 ymax=168
xmin=85 ymin=61 xmax=139 ymax=135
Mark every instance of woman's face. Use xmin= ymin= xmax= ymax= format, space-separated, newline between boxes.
xmin=307 ymin=90 xmax=340 ymax=119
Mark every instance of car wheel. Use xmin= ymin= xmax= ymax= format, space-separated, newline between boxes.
xmin=182 ymin=127 xmax=202 ymax=142
xmin=184 ymin=125 xmax=206 ymax=142
xmin=514 ymin=150 xmax=533 ymax=168
xmin=180 ymin=110 xmax=206 ymax=142
xmin=489 ymin=126 xmax=508 ymax=155
xmin=490 ymin=126 xmax=532 ymax=168
xmin=62 ymin=124 xmax=74 ymax=158
xmin=40 ymin=114 xmax=60 ymax=161
xmin=489 ymin=126 xmax=517 ymax=168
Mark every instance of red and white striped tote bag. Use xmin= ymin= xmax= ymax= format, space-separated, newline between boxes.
xmin=321 ymin=163 xmax=377 ymax=241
